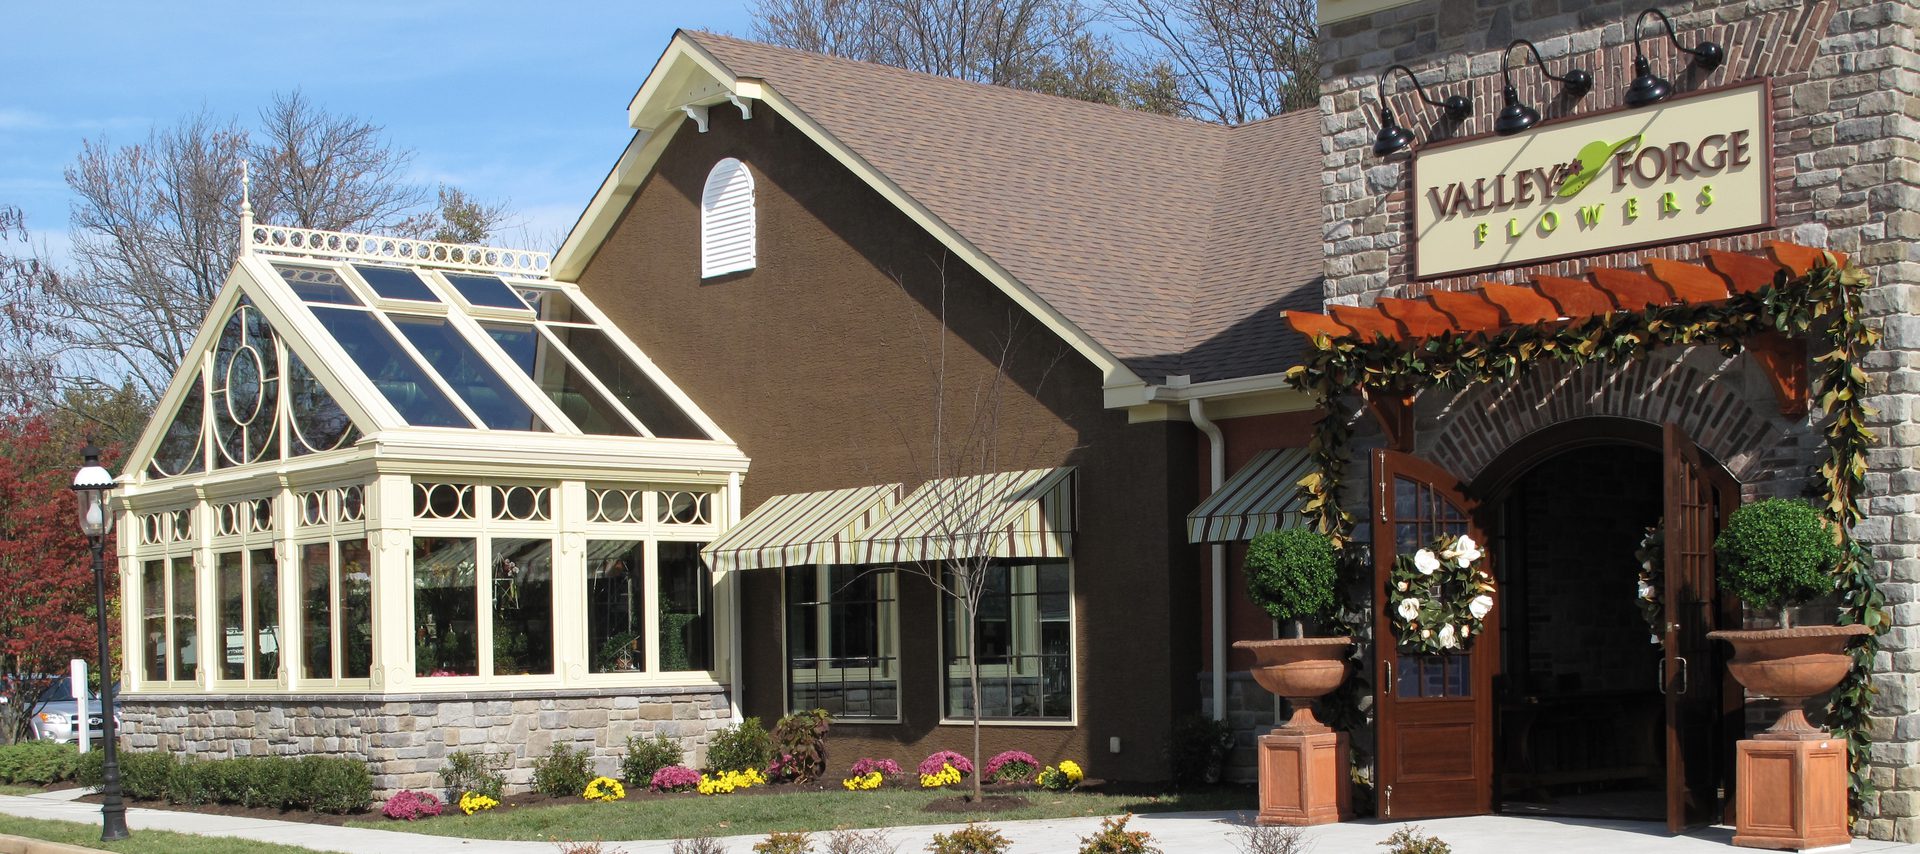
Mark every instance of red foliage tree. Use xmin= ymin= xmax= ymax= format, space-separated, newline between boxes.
xmin=0 ymin=413 xmax=117 ymax=743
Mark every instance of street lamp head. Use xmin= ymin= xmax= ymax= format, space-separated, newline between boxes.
xmin=71 ymin=445 xmax=116 ymax=538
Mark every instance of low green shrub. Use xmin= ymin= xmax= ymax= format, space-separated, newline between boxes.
xmin=166 ymin=760 xmax=213 ymax=806
xmin=753 ymin=831 xmax=814 ymax=854
xmin=621 ymin=732 xmax=684 ymax=787
xmin=1078 ymin=814 xmax=1160 ymax=854
xmin=1378 ymin=826 xmax=1451 ymax=854
xmin=0 ymin=742 xmax=80 ymax=785
xmin=72 ymin=750 xmax=370 ymax=814
xmin=707 ymin=718 xmax=773 ymax=774
xmin=927 ymin=823 xmax=1011 ymax=854
xmin=1168 ymin=715 xmax=1234 ymax=788
xmin=440 ymin=750 xmax=506 ymax=801
xmin=300 ymin=756 xmax=373 ymax=814
xmin=119 ymin=751 xmax=176 ymax=801
xmin=243 ymin=755 xmax=293 ymax=809
xmin=75 ymin=748 xmax=104 ymax=789
xmin=532 ymin=743 xmax=596 ymax=798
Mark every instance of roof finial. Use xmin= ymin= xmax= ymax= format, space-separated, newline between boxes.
xmin=238 ymin=158 xmax=254 ymax=256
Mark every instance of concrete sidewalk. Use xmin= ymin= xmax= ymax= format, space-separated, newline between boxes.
xmin=2 ymin=789 xmax=1915 ymax=853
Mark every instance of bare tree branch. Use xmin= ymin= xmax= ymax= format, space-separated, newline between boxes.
xmin=1106 ymin=0 xmax=1319 ymax=124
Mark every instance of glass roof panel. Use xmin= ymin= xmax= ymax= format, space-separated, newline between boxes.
xmin=148 ymin=370 xmax=206 ymax=478
xmin=286 ymin=352 xmax=360 ymax=455
xmin=276 ymin=265 xmax=363 ymax=306
xmin=486 ymin=323 xmax=638 ymax=436
xmin=307 ymin=307 xmax=473 ymax=428
xmin=391 ymin=315 xmax=550 ymax=432
xmin=545 ymin=326 xmax=709 ymax=439
xmin=443 ymin=273 xmax=529 ymax=310
xmin=353 ymin=265 xmax=439 ymax=302
xmin=516 ymin=287 xmax=583 ymax=323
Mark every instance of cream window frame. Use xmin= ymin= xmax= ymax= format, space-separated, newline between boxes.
xmin=407 ymin=480 xmax=562 ymax=685
xmin=288 ymin=482 xmax=373 ymax=691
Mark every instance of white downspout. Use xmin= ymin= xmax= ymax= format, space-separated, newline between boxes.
xmin=1189 ymin=399 xmax=1228 ymax=722
xmin=726 ymin=470 xmax=744 ymax=724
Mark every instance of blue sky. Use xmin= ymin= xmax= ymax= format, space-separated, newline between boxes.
xmin=4 ymin=0 xmax=758 ymax=259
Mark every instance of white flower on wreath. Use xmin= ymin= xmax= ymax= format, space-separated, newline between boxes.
xmin=1637 ymin=581 xmax=1656 ymax=601
xmin=1468 ymin=594 xmax=1494 ymax=620
xmin=1397 ymin=597 xmax=1421 ymax=621
xmin=1453 ymin=535 xmax=1482 ymax=567
xmin=1438 ymin=624 xmax=1459 ymax=649
xmin=1397 ymin=581 xmax=1409 ymax=592
xmin=1414 ymin=549 xmax=1441 ymax=575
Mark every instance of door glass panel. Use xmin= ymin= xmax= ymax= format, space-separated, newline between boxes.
xmin=1388 ymin=469 xmax=1475 ymax=700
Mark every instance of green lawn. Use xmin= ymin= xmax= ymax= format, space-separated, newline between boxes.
xmin=353 ymin=787 xmax=1254 ymax=841
xmin=0 ymin=813 xmax=327 ymax=854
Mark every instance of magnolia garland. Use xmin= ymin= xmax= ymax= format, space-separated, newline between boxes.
xmin=1387 ymin=533 xmax=1496 ymax=655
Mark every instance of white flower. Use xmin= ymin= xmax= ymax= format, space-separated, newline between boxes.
xmin=1455 ymin=534 xmax=1478 ymax=554
xmin=1455 ymin=544 xmax=1483 ymax=567
xmin=1649 ymin=634 xmax=1660 ymax=644
xmin=1641 ymin=560 xmax=1653 ymax=571
xmin=1438 ymin=624 xmax=1458 ymax=648
xmin=1414 ymin=550 xmax=1440 ymax=575
xmin=1468 ymin=595 xmax=1494 ymax=620
xmin=1461 ymin=625 xmax=1472 ymax=638
xmin=1637 ymin=581 xmax=1655 ymax=601
xmin=1397 ymin=581 xmax=1409 ymax=592
xmin=1397 ymin=598 xmax=1421 ymax=621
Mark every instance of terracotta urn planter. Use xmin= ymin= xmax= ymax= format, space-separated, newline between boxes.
xmin=1233 ymin=637 xmax=1352 ymax=734
xmin=1707 ymin=623 xmax=1870 ymax=739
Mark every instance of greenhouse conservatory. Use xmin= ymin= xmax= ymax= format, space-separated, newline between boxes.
xmin=111 ymin=222 xmax=750 ymax=792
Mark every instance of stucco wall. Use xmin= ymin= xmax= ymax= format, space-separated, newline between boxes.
xmin=574 ymin=106 xmax=1203 ymax=781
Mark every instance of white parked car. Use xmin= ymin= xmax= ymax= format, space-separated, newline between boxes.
xmin=27 ymin=677 xmax=119 ymax=744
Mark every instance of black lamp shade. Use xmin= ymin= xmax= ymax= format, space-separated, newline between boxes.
xmin=1494 ymin=86 xmax=1540 ymax=135
xmin=1563 ymin=69 xmax=1595 ymax=99
xmin=1625 ymin=55 xmax=1672 ymax=107
xmin=1373 ymin=107 xmax=1415 ymax=156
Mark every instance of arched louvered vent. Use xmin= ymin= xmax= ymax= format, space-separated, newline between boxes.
xmin=700 ymin=158 xmax=756 ymax=278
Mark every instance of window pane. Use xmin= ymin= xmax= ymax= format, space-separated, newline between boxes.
xmin=250 ymin=547 xmax=280 ymax=681
xmin=353 ymin=265 xmax=439 ymax=302
xmin=788 ymin=566 xmax=897 ymax=719
xmin=276 ymin=265 xmax=363 ymax=306
xmin=339 ymin=539 xmax=373 ymax=680
xmin=300 ymin=543 xmax=333 ymax=680
xmin=142 ymin=560 xmax=166 ymax=682
xmin=443 ymin=273 xmax=529 ymax=310
xmin=492 ymin=539 xmax=553 ymax=676
xmin=658 ymin=542 xmax=711 ymax=672
xmin=544 ymin=326 xmax=707 ymax=439
xmin=587 ymin=541 xmax=646 ymax=673
xmin=211 ymin=304 xmax=281 ymax=467
xmin=414 ymin=537 xmax=478 ymax=677
xmin=287 ymin=353 xmax=358 ymax=455
xmin=171 ymin=557 xmax=197 ymax=682
xmin=516 ymin=287 xmax=581 ymax=322
xmin=391 ymin=315 xmax=548 ymax=432
xmin=217 ymin=552 xmax=244 ymax=680
xmin=487 ymin=324 xmax=638 ymax=436
xmin=309 ymin=307 xmax=472 ymax=428
xmin=149 ymin=372 xmax=205 ymax=478
xmin=944 ymin=562 xmax=1071 ymax=720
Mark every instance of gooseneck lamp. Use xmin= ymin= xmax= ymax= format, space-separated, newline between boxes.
xmin=1373 ymin=64 xmax=1472 ymax=157
xmin=1494 ymin=39 xmax=1593 ymax=135
xmin=1625 ymin=7 xmax=1726 ymax=107
xmin=71 ymin=446 xmax=129 ymax=842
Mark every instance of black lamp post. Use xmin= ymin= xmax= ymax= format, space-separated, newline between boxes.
xmin=71 ymin=446 xmax=129 ymax=841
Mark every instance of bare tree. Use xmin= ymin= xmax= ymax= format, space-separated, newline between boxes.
xmin=1107 ymin=0 xmax=1320 ymax=124
xmin=18 ymin=95 xmax=510 ymax=408
xmin=752 ymin=0 xmax=1182 ymax=115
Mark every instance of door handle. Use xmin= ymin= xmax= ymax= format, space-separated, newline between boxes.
xmin=1676 ymin=656 xmax=1689 ymax=695
xmin=1384 ymin=659 xmax=1393 ymax=695
xmin=1657 ymin=658 xmax=1666 ymax=695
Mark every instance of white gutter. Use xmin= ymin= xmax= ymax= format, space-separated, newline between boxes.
xmin=1187 ymin=396 xmax=1228 ymax=722
xmin=727 ymin=470 xmax=745 ymax=724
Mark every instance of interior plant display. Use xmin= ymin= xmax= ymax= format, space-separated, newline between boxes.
xmin=1634 ymin=525 xmax=1664 ymax=643
xmin=1385 ymin=533 xmax=1494 ymax=655
xmin=1286 ymin=250 xmax=1887 ymax=803
xmin=1244 ymin=528 xmax=1339 ymax=637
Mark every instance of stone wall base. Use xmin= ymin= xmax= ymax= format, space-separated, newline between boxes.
xmin=1199 ymin=671 xmax=1283 ymax=784
xmin=120 ymin=687 xmax=734 ymax=798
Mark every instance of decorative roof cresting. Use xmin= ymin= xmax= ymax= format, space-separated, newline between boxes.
xmin=247 ymin=225 xmax=552 ymax=278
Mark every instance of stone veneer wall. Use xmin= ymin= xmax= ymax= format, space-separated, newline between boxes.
xmin=1317 ymin=0 xmax=1920 ymax=837
xmin=120 ymin=688 xmax=732 ymax=797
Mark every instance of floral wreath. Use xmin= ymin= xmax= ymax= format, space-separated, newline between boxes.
xmin=1387 ymin=533 xmax=1495 ymax=654
xmin=1634 ymin=523 xmax=1664 ymax=644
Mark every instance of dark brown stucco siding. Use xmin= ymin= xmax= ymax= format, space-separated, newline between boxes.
xmin=575 ymin=107 xmax=1200 ymax=781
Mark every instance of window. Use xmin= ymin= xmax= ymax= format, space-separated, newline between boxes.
xmin=786 ymin=566 xmax=899 ymax=720
xmin=413 ymin=537 xmax=479 ymax=677
xmin=171 ymin=556 xmax=197 ymax=683
xmin=491 ymin=539 xmax=554 ymax=676
xmin=942 ymin=561 xmax=1072 ymax=721
xmin=299 ymin=539 xmax=373 ymax=682
xmin=584 ymin=540 xmax=715 ymax=675
xmin=215 ymin=548 xmax=281 ymax=683
xmin=700 ymin=158 xmax=755 ymax=278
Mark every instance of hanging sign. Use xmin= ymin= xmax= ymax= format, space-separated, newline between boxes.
xmin=1411 ymin=80 xmax=1772 ymax=280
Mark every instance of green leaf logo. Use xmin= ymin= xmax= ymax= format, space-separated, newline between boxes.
xmin=1557 ymin=135 xmax=1642 ymax=198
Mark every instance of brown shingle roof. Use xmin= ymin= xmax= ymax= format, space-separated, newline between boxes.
xmin=684 ymin=31 xmax=1321 ymax=383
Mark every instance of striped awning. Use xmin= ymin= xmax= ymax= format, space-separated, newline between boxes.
xmin=851 ymin=467 xmax=1075 ymax=564
xmin=1187 ymin=448 xmax=1314 ymax=544
xmin=701 ymin=484 xmax=901 ymax=572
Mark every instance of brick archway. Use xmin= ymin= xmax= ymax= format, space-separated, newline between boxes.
xmin=1418 ymin=356 xmax=1785 ymax=485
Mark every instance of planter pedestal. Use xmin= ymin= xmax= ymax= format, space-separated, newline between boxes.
xmin=1732 ymin=736 xmax=1849 ymax=850
xmin=1709 ymin=624 xmax=1871 ymax=851
xmin=1234 ymin=638 xmax=1354 ymax=827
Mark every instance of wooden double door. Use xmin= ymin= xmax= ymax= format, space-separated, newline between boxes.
xmin=1371 ymin=424 xmax=1738 ymax=832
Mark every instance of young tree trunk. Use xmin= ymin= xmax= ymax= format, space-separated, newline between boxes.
xmin=970 ymin=602 xmax=984 ymax=803
xmin=1291 ymin=618 xmax=1304 ymax=639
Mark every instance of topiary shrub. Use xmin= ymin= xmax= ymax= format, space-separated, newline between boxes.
xmin=706 ymin=718 xmax=774 ymax=774
xmin=532 ymin=743 xmax=596 ymax=798
xmin=622 ymin=732 xmax=684 ymax=787
xmin=1244 ymin=528 xmax=1338 ymax=635
xmin=1714 ymin=498 xmax=1842 ymax=627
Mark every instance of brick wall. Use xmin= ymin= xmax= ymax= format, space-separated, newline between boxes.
xmin=1317 ymin=0 xmax=1920 ymax=837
